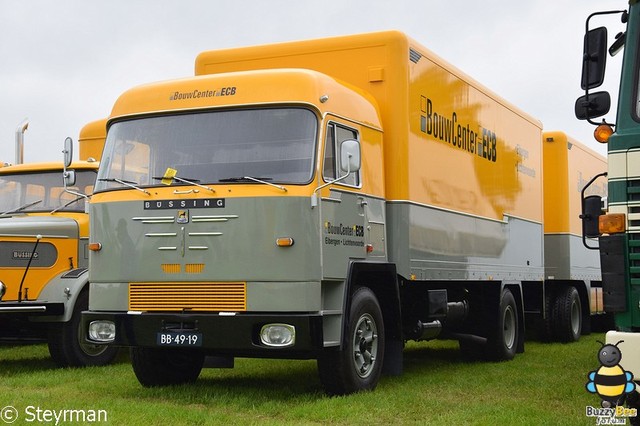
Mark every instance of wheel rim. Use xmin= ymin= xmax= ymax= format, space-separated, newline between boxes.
xmin=571 ymin=298 xmax=581 ymax=336
xmin=503 ymin=305 xmax=516 ymax=350
xmin=352 ymin=313 xmax=378 ymax=378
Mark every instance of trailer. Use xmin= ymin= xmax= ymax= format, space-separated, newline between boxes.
xmin=535 ymin=130 xmax=607 ymax=342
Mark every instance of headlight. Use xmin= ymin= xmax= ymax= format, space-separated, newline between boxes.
xmin=260 ymin=323 xmax=295 ymax=347
xmin=88 ymin=320 xmax=116 ymax=343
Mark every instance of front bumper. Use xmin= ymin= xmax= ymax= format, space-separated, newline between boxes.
xmin=81 ymin=311 xmax=325 ymax=358
xmin=0 ymin=301 xmax=64 ymax=316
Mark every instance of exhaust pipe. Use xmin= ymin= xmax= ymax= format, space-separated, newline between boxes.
xmin=15 ymin=118 xmax=29 ymax=165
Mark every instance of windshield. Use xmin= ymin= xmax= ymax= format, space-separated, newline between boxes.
xmin=95 ymin=108 xmax=318 ymax=192
xmin=0 ymin=169 xmax=96 ymax=214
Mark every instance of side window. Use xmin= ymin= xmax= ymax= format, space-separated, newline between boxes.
xmin=323 ymin=122 xmax=360 ymax=187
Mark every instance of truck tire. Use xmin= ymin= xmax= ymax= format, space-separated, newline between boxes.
xmin=486 ymin=288 xmax=518 ymax=361
xmin=47 ymin=289 xmax=118 ymax=367
xmin=539 ymin=289 xmax=556 ymax=342
xmin=553 ymin=286 xmax=582 ymax=342
xmin=317 ymin=286 xmax=385 ymax=395
xmin=131 ymin=347 xmax=204 ymax=387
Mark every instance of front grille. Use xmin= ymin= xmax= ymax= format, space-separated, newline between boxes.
xmin=161 ymin=264 xmax=180 ymax=274
xmin=129 ymin=282 xmax=246 ymax=312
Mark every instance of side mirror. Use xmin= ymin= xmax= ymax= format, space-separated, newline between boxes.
xmin=581 ymin=27 xmax=608 ymax=90
xmin=311 ymin=139 xmax=361 ymax=208
xmin=64 ymin=169 xmax=76 ymax=186
xmin=63 ymin=137 xmax=73 ymax=168
xmin=575 ymin=91 xmax=611 ymax=120
xmin=582 ymin=195 xmax=603 ymax=238
xmin=62 ymin=136 xmax=76 ymax=187
xmin=340 ymin=139 xmax=361 ymax=173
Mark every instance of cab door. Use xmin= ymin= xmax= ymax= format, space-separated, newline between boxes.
xmin=319 ymin=120 xmax=366 ymax=279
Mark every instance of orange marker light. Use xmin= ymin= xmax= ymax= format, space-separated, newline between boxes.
xmin=88 ymin=242 xmax=102 ymax=251
xmin=599 ymin=214 xmax=626 ymax=234
xmin=594 ymin=123 xmax=614 ymax=144
xmin=275 ymin=237 xmax=294 ymax=247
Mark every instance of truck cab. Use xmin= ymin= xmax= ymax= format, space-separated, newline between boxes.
xmin=0 ymin=119 xmax=117 ymax=367
xmin=576 ymin=1 xmax=640 ymax=411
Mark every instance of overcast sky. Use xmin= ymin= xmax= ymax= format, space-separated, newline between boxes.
xmin=0 ymin=0 xmax=629 ymax=164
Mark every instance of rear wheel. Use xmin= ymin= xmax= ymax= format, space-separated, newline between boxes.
xmin=318 ymin=286 xmax=385 ymax=395
xmin=131 ymin=347 xmax=204 ymax=387
xmin=47 ymin=290 xmax=118 ymax=367
xmin=486 ymin=288 xmax=518 ymax=361
xmin=553 ymin=286 xmax=582 ymax=342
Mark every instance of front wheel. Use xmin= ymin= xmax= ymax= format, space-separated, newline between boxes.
xmin=317 ymin=286 xmax=385 ymax=395
xmin=47 ymin=290 xmax=119 ymax=367
xmin=131 ymin=347 xmax=204 ymax=387
xmin=486 ymin=288 xmax=519 ymax=361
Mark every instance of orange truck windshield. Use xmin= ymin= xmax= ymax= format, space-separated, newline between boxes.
xmin=95 ymin=107 xmax=318 ymax=192
xmin=0 ymin=169 xmax=96 ymax=214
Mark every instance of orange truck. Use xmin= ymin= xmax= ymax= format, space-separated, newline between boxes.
xmin=81 ymin=32 xmax=606 ymax=394
xmin=0 ymin=119 xmax=117 ymax=367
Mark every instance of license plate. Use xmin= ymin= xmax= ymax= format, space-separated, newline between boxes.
xmin=156 ymin=331 xmax=202 ymax=347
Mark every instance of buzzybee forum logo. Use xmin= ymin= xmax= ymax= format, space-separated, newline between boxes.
xmin=585 ymin=340 xmax=638 ymax=424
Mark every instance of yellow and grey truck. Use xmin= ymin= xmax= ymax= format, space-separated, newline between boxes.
xmin=576 ymin=1 xmax=640 ymax=411
xmin=0 ymin=119 xmax=117 ymax=367
xmin=81 ymin=31 xmax=604 ymax=394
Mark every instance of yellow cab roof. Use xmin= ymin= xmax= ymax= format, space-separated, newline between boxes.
xmin=0 ymin=160 xmax=99 ymax=174
xmin=108 ymin=68 xmax=382 ymax=131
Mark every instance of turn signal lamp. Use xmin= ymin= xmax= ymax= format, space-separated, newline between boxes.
xmin=594 ymin=123 xmax=614 ymax=143
xmin=88 ymin=242 xmax=102 ymax=252
xmin=599 ymin=213 xmax=626 ymax=234
xmin=275 ymin=237 xmax=294 ymax=247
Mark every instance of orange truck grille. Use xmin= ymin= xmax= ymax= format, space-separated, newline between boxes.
xmin=128 ymin=282 xmax=246 ymax=312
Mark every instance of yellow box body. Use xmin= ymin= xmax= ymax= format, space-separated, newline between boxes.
xmin=542 ymin=131 xmax=607 ymax=236
xmin=195 ymin=31 xmax=543 ymax=224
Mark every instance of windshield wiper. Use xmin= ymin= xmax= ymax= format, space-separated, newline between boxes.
xmin=98 ymin=178 xmax=150 ymax=195
xmin=219 ymin=176 xmax=287 ymax=192
xmin=219 ymin=176 xmax=272 ymax=182
xmin=1 ymin=199 xmax=43 ymax=216
xmin=50 ymin=196 xmax=85 ymax=214
xmin=152 ymin=176 xmax=215 ymax=193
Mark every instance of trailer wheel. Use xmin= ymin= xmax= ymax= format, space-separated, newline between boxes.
xmin=553 ymin=286 xmax=582 ymax=342
xmin=317 ymin=286 xmax=385 ymax=395
xmin=539 ymin=289 xmax=556 ymax=342
xmin=47 ymin=289 xmax=118 ymax=367
xmin=131 ymin=347 xmax=204 ymax=387
xmin=486 ymin=288 xmax=518 ymax=361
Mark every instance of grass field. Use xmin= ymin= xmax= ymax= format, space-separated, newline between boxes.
xmin=0 ymin=333 xmax=611 ymax=425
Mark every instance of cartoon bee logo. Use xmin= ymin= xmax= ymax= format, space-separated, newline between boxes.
xmin=586 ymin=340 xmax=636 ymax=407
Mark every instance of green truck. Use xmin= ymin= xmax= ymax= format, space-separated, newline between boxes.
xmin=577 ymin=0 xmax=640 ymax=412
